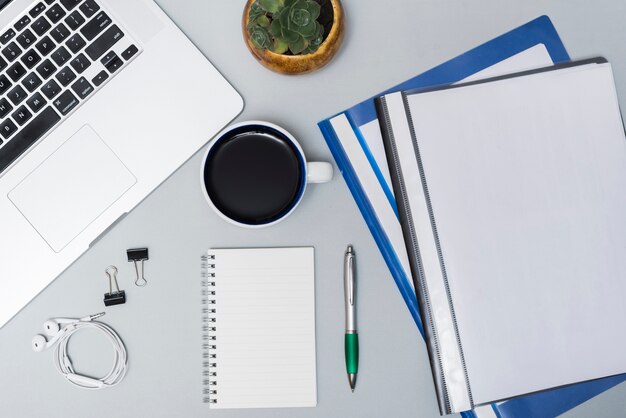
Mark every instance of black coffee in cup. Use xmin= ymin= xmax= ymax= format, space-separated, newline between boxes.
xmin=202 ymin=124 xmax=306 ymax=226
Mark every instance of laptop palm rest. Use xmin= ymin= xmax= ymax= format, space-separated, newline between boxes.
xmin=8 ymin=125 xmax=137 ymax=253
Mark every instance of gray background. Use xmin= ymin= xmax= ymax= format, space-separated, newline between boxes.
xmin=1 ymin=0 xmax=625 ymax=417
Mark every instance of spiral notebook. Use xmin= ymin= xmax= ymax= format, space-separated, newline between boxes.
xmin=201 ymin=247 xmax=317 ymax=409
xmin=376 ymin=59 xmax=626 ymax=414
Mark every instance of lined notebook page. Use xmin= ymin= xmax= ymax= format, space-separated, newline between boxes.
xmin=207 ymin=247 xmax=317 ymax=409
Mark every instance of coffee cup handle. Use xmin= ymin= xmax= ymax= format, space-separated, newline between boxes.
xmin=307 ymin=162 xmax=334 ymax=184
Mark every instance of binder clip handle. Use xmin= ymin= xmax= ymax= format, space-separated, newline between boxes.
xmin=104 ymin=266 xmax=126 ymax=306
xmin=127 ymin=248 xmax=149 ymax=287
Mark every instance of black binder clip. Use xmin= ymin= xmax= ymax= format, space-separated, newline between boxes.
xmin=127 ymin=248 xmax=149 ymax=287
xmin=104 ymin=266 xmax=126 ymax=306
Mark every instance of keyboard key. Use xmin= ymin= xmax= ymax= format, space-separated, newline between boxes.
xmin=0 ymin=107 xmax=61 ymax=174
xmin=31 ymin=16 xmax=52 ymax=36
xmin=66 ymin=33 xmax=86 ymax=53
xmin=80 ymin=11 xmax=110 ymax=41
xmin=17 ymin=29 xmax=36 ymax=49
xmin=55 ymin=66 xmax=76 ymax=86
xmin=27 ymin=92 xmax=46 ymax=113
xmin=8 ymin=62 xmax=27 ymax=81
xmin=52 ymin=90 xmax=78 ymax=115
xmin=105 ymin=55 xmax=122 ymax=73
xmin=45 ymin=0 xmax=55 ymax=4
xmin=0 ymin=98 xmax=13 ymax=117
xmin=0 ymin=119 xmax=17 ymax=139
xmin=35 ymin=36 xmax=55 ymax=56
xmin=42 ymin=79 xmax=61 ymax=98
xmin=0 ymin=56 xmax=6 ymax=71
xmin=91 ymin=69 xmax=107 ymax=87
xmin=61 ymin=0 xmax=82 ymax=10
xmin=8 ymin=85 xmax=27 ymax=105
xmin=50 ymin=23 xmax=70 ymax=43
xmin=36 ymin=59 xmax=56 ymax=79
xmin=1 ymin=29 xmax=16 ymax=45
xmin=22 ymin=72 xmax=42 ymax=92
xmin=70 ymin=53 xmax=90 ymax=73
xmin=71 ymin=76 xmax=93 ymax=98
xmin=15 ymin=15 xmax=32 ymax=32
xmin=29 ymin=2 xmax=47 ymax=18
xmin=122 ymin=45 xmax=138 ymax=61
xmin=85 ymin=25 xmax=123 ymax=60
xmin=100 ymin=50 xmax=116 ymax=67
xmin=79 ymin=0 xmax=99 ymax=18
xmin=12 ymin=105 xmax=32 ymax=125
xmin=2 ymin=41 xmax=22 ymax=62
xmin=65 ymin=10 xmax=85 ymax=30
xmin=21 ymin=49 xmax=41 ymax=69
xmin=0 ymin=74 xmax=11 ymax=94
xmin=45 ymin=5 xmax=67 ymax=24
xmin=51 ymin=46 xmax=70 ymax=65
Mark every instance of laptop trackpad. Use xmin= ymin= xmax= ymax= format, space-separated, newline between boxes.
xmin=8 ymin=125 xmax=137 ymax=252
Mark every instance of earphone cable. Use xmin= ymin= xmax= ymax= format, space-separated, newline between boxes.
xmin=52 ymin=321 xmax=128 ymax=389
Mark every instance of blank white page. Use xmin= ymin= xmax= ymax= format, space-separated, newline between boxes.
xmin=207 ymin=248 xmax=316 ymax=409
xmin=406 ymin=63 xmax=626 ymax=405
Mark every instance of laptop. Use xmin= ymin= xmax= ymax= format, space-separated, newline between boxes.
xmin=0 ymin=0 xmax=243 ymax=328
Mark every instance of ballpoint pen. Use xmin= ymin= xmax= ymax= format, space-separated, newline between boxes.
xmin=344 ymin=245 xmax=359 ymax=392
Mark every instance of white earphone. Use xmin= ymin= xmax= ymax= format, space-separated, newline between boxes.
xmin=31 ymin=333 xmax=63 ymax=352
xmin=32 ymin=314 xmax=103 ymax=352
xmin=32 ymin=313 xmax=128 ymax=389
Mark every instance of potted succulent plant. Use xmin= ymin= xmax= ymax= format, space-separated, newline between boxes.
xmin=243 ymin=0 xmax=345 ymax=75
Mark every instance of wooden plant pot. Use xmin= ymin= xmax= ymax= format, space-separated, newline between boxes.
xmin=243 ymin=0 xmax=345 ymax=75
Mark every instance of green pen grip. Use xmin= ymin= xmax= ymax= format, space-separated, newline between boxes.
xmin=345 ymin=333 xmax=359 ymax=374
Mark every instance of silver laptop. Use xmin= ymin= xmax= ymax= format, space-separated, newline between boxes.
xmin=0 ymin=0 xmax=243 ymax=327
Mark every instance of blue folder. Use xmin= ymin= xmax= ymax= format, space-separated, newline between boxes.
xmin=318 ymin=16 xmax=626 ymax=418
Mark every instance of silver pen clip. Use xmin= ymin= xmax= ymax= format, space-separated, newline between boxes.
xmin=346 ymin=246 xmax=355 ymax=306
xmin=344 ymin=245 xmax=357 ymax=333
xmin=348 ymin=256 xmax=354 ymax=306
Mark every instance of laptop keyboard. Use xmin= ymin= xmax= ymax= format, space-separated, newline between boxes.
xmin=0 ymin=0 xmax=140 ymax=175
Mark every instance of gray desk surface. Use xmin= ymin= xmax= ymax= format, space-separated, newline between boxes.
xmin=1 ymin=1 xmax=626 ymax=417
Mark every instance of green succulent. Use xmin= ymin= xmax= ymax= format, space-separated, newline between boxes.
xmin=248 ymin=0 xmax=325 ymax=55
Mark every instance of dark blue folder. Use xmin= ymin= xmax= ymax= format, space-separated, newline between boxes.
xmin=318 ymin=16 xmax=626 ymax=418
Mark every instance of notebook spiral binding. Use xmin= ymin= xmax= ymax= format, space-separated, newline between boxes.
xmin=201 ymin=254 xmax=217 ymax=404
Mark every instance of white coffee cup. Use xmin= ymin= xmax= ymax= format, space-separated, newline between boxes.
xmin=201 ymin=121 xmax=333 ymax=228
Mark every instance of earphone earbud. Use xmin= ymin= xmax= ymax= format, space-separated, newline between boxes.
xmin=31 ymin=333 xmax=63 ymax=352
xmin=43 ymin=318 xmax=76 ymax=337
xmin=33 ymin=313 xmax=106 ymax=352
xmin=42 ymin=313 xmax=105 ymax=337
xmin=32 ymin=334 xmax=47 ymax=352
